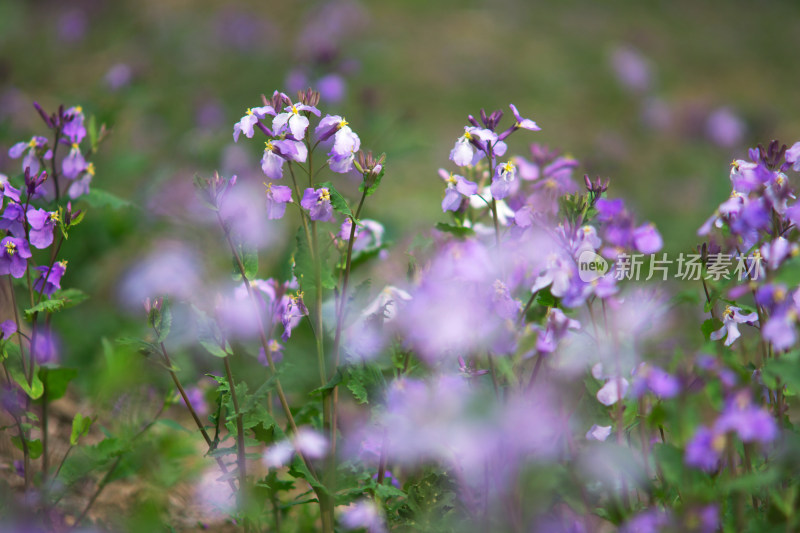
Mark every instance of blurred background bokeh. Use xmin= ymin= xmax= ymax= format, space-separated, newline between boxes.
xmin=2 ymin=0 xmax=800 ymax=418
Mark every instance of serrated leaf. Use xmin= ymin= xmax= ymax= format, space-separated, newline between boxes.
xmin=24 ymin=288 xmax=88 ymax=319
xmin=309 ymin=368 xmax=344 ymax=397
xmin=317 ymin=181 xmax=353 ymax=218
xmin=83 ymin=188 xmax=134 ymax=210
xmin=434 ymin=222 xmax=475 ymax=239
xmin=70 ymin=413 xmax=93 ymax=445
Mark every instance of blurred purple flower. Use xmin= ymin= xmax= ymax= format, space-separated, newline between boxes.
xmin=706 ymin=107 xmax=746 ymax=148
xmin=610 ymin=45 xmax=652 ymax=93
xmin=301 ymin=187 xmax=334 ymax=222
xmin=105 ymin=63 xmax=133 ymax=91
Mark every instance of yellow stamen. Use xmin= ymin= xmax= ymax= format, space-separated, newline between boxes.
xmin=4 ymin=241 xmax=16 ymax=256
xmin=246 ymin=108 xmax=254 ymax=116
xmin=264 ymin=140 xmax=274 ymax=152
xmin=74 ymin=106 xmax=83 ymax=114
xmin=86 ymin=163 xmax=95 ymax=176
xmin=319 ymin=188 xmax=331 ymax=203
xmin=339 ymin=118 xmax=349 ymax=128
xmin=712 ymin=433 xmax=727 ymax=453
xmin=28 ymin=138 xmax=38 ymax=148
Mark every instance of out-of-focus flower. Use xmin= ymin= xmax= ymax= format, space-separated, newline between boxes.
xmin=706 ymin=107 xmax=746 ymax=148
xmin=586 ymin=424 xmax=612 ymax=441
xmin=34 ymin=262 xmax=67 ymax=298
xmin=340 ymin=500 xmax=387 ymax=533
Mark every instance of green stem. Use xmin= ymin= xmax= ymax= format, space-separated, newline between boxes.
xmin=224 ymin=356 xmax=247 ymax=506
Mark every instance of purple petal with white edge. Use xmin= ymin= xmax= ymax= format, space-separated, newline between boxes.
xmin=294 ymin=104 xmax=321 ymax=117
xmin=331 ymin=126 xmax=360 ymax=158
xmin=315 ymin=114 xmax=342 ymax=141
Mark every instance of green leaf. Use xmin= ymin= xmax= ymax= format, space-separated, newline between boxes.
xmin=358 ymin=164 xmax=385 ymax=197
xmin=309 ymin=368 xmax=344 ymax=397
xmin=701 ymin=318 xmax=723 ymax=341
xmin=24 ymin=288 xmax=88 ymax=319
xmin=70 ymin=413 xmax=93 ymax=445
xmin=83 ymin=187 xmax=134 ymax=210
xmin=763 ymin=351 xmax=800 ymax=392
xmin=194 ymin=307 xmax=232 ymax=358
xmin=157 ymin=419 xmax=193 ymax=434
xmin=434 ymin=222 xmax=475 ymax=239
xmin=535 ymin=288 xmax=556 ymax=307
xmin=38 ymin=367 xmax=78 ymax=402
xmin=116 ymin=337 xmax=161 ymax=358
xmin=147 ymin=297 xmax=172 ymax=342
xmin=317 ymin=181 xmax=353 ymax=218
xmin=232 ymin=241 xmax=259 ymax=281
xmin=88 ymin=115 xmax=99 ymax=151
xmin=345 ymin=364 xmax=385 ymax=404
xmin=10 ymin=364 xmax=43 ymax=399
xmin=293 ymin=227 xmax=336 ymax=303
xmin=12 ymin=437 xmax=42 ymax=459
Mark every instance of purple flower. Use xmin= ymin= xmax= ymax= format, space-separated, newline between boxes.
xmin=715 ymin=390 xmax=778 ymax=443
xmin=63 ymin=105 xmax=87 ymax=144
xmin=1 ymin=320 xmax=16 ymax=340
xmin=258 ymin=339 xmax=284 ymax=367
xmin=786 ymin=141 xmax=800 ymax=171
xmin=0 ymin=177 xmax=21 ymax=203
xmin=490 ymin=161 xmax=517 ymax=200
xmin=706 ymin=107 xmax=745 ymax=148
xmin=535 ymin=308 xmax=580 ymax=353
xmin=32 ymin=328 xmax=59 ymax=365
xmin=317 ymin=74 xmax=346 ymax=103
xmin=181 ymin=386 xmax=209 ymax=417
xmin=632 ymin=364 xmax=680 ymax=399
xmin=709 ymin=305 xmax=758 ymax=346
xmin=281 ymin=292 xmax=308 ymax=340
xmin=264 ymin=183 xmax=293 ymax=220
xmin=27 ymin=208 xmax=58 ymax=249
xmin=508 ymin=103 xmax=541 ymax=132
xmin=610 ymin=45 xmax=652 ymax=93
xmin=597 ymin=377 xmax=629 ymax=406
xmin=62 ymin=143 xmax=87 ymax=179
xmin=68 ymin=173 xmax=93 ymax=199
xmin=34 ymin=262 xmax=67 ymax=297
xmin=300 ymin=187 xmax=334 ymax=222
xmin=438 ymin=169 xmax=477 ymax=211
xmin=272 ymin=103 xmax=320 ymax=140
xmin=633 ymin=223 xmax=662 ymax=254
xmin=8 ymin=136 xmax=50 ymax=175
xmin=449 ymin=127 xmax=504 ymax=167
xmin=620 ymin=509 xmax=671 ymax=533
xmin=233 ymin=105 xmax=274 ymax=141
xmin=261 ymin=139 xmax=308 ymax=180
xmin=340 ymin=500 xmax=386 ymax=533
xmin=585 ymin=424 xmax=612 ymax=441
xmin=0 ymin=203 xmax=26 ymax=237
xmin=0 ymin=237 xmax=31 ymax=278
